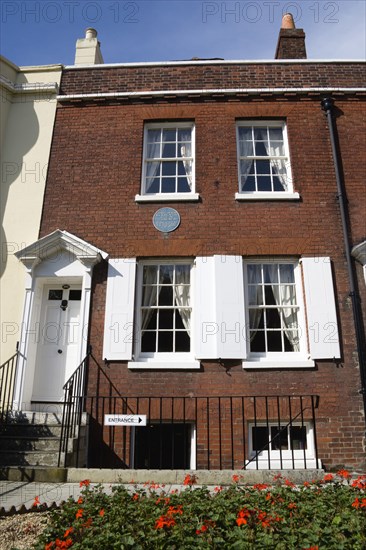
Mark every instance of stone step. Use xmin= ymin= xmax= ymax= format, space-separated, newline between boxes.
xmin=0 ymin=436 xmax=61 ymax=452
xmin=0 ymin=450 xmax=60 ymax=467
xmin=0 ymin=423 xmax=64 ymax=437
xmin=2 ymin=411 xmax=88 ymax=425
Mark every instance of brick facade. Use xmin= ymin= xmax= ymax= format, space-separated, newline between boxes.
xmin=40 ymin=58 xmax=366 ymax=471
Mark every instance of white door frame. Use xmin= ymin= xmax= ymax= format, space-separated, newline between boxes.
xmin=13 ymin=230 xmax=108 ymax=410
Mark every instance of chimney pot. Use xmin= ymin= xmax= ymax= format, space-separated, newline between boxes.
xmin=281 ymin=13 xmax=295 ymax=29
xmin=85 ymin=28 xmax=97 ymax=40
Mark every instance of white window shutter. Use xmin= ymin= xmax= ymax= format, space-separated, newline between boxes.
xmin=194 ymin=257 xmax=217 ymax=359
xmin=194 ymin=256 xmax=247 ymax=360
xmin=215 ymin=256 xmax=247 ymax=359
xmin=302 ymin=257 xmax=340 ymax=360
xmin=103 ymin=258 xmax=136 ymax=360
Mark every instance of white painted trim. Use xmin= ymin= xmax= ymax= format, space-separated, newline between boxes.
xmin=64 ymin=59 xmax=365 ymax=70
xmin=235 ymin=192 xmax=300 ymax=201
xmin=0 ymin=75 xmax=59 ymax=94
xmin=242 ymin=359 xmax=314 ymax=369
xmin=135 ymin=193 xmax=200 ymax=202
xmin=128 ymin=361 xmax=200 ymax=370
xmin=57 ymin=87 xmax=366 ymax=101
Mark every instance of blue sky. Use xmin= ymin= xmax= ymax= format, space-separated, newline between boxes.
xmin=1 ymin=1 xmax=365 ymax=67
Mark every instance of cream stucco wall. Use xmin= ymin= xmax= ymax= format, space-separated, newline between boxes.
xmin=0 ymin=56 xmax=62 ymax=363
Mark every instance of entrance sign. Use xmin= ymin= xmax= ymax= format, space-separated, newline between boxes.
xmin=104 ymin=414 xmax=147 ymax=426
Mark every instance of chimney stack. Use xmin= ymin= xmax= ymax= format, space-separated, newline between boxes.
xmin=275 ymin=14 xmax=307 ymax=59
xmin=74 ymin=28 xmax=104 ymax=65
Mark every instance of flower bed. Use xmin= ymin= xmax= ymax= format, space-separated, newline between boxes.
xmin=35 ymin=472 xmax=366 ymax=549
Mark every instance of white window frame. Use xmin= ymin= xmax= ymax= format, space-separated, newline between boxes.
xmin=235 ymin=120 xmax=299 ymax=201
xmin=129 ymin=259 xmax=199 ymax=369
xmin=242 ymin=259 xmax=313 ymax=368
xmin=135 ymin=121 xmax=199 ymax=202
xmin=246 ymin=421 xmax=320 ymax=469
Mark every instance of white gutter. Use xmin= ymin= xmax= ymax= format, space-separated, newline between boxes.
xmin=57 ymin=87 xmax=366 ymax=102
xmin=64 ymin=59 xmax=365 ymax=70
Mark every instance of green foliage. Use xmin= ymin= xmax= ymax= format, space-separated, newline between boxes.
xmin=34 ymin=473 xmax=366 ymax=549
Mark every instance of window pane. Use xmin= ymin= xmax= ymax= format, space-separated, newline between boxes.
xmin=271 ymin=427 xmax=288 ymax=450
xmin=290 ymin=426 xmax=307 ymax=450
xmin=257 ymin=176 xmax=272 ymax=191
xmin=147 ymin=142 xmax=161 ymax=158
xmin=147 ymin=129 xmax=161 ymax=142
xmin=252 ymin=426 xmax=269 ymax=451
xmin=158 ymin=285 xmax=173 ymax=306
xmin=143 ymin=265 xmax=158 ymax=285
xmin=269 ymin=140 xmax=285 ymax=156
xmin=268 ymin=127 xmax=283 ymax=141
xmin=273 ymin=176 xmax=284 ymax=191
xmin=250 ymin=330 xmax=265 ymax=352
xmin=162 ymin=162 xmax=176 ymax=176
xmin=267 ymin=331 xmax=282 ymax=351
xmin=254 ymin=127 xmax=268 ymax=141
xmin=178 ymin=128 xmax=191 ymax=141
xmin=176 ymin=331 xmax=190 ymax=352
xmin=179 ymin=142 xmax=191 ymax=157
xmin=279 ymin=264 xmax=295 ymax=283
xmin=48 ymin=289 xmax=62 ymax=300
xmin=159 ymin=309 xmax=174 ymax=329
xmin=242 ymin=175 xmax=255 ymax=191
xmin=161 ymin=178 xmax=176 ymax=193
xmin=158 ymin=331 xmax=173 ymax=352
xmin=145 ymin=177 xmax=160 ymax=194
xmin=239 ymin=141 xmax=254 ymax=157
xmin=264 ymin=264 xmax=278 ymax=284
xmin=141 ymin=330 xmax=156 ymax=352
xmin=160 ymin=265 xmax=174 ymax=284
xmin=69 ymin=290 xmax=82 ymax=301
xmin=254 ymin=141 xmax=267 ymax=156
xmin=279 ymin=285 xmax=296 ymax=306
xmin=177 ymin=177 xmax=191 ymax=193
xmin=266 ymin=308 xmax=281 ymax=329
xmin=256 ymin=160 xmax=271 ymax=174
xmin=162 ymin=143 xmax=176 ymax=158
xmin=238 ymin=127 xmax=252 ymax=140
xmin=162 ymin=129 xmax=176 ymax=141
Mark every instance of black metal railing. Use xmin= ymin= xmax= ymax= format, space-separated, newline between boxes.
xmin=58 ymin=350 xmax=90 ymax=467
xmin=0 ymin=347 xmax=19 ymax=423
xmin=83 ymin=394 xmax=319 ymax=470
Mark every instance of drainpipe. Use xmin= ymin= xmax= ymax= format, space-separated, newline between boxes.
xmin=321 ymin=97 xmax=366 ymax=423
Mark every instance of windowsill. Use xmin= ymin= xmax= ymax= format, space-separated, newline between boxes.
xmin=128 ymin=360 xmax=201 ymax=370
xmin=235 ymin=192 xmax=300 ymax=201
xmin=135 ymin=193 xmax=200 ymax=203
xmin=242 ymin=358 xmax=315 ymax=369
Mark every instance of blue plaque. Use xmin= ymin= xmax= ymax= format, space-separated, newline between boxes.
xmin=153 ymin=207 xmax=180 ymax=233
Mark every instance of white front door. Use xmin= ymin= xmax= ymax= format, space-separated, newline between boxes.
xmin=32 ymin=284 xmax=83 ymax=402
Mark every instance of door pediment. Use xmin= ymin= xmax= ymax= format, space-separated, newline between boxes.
xmin=15 ymin=229 xmax=108 ymax=268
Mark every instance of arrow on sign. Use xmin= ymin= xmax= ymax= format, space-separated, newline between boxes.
xmin=104 ymin=414 xmax=147 ymax=426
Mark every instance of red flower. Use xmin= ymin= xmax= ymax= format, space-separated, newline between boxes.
xmin=45 ymin=543 xmax=54 ymax=550
xmin=83 ymin=518 xmax=93 ymax=528
xmin=352 ymin=497 xmax=366 ymax=509
xmin=167 ymin=505 xmax=183 ymax=516
xmin=351 ymin=476 xmax=366 ymax=489
xmin=77 ymin=497 xmax=83 ymax=505
xmin=75 ymin=509 xmax=83 ymax=519
xmin=196 ymin=524 xmax=208 ymax=535
xmin=323 ymin=473 xmax=334 ymax=482
xmin=132 ymin=493 xmax=139 ymax=501
xmin=214 ymin=486 xmax=223 ymax=492
xmin=155 ymin=515 xmax=176 ymax=529
xmin=232 ymin=474 xmax=240 ymax=483
xmin=302 ymin=546 xmax=319 ymax=550
xmin=99 ymin=509 xmax=105 ymax=517
xmin=284 ymin=479 xmax=295 ymax=488
xmin=63 ymin=528 xmax=74 ymax=538
xmin=253 ymin=483 xmax=269 ymax=490
xmin=303 ymin=481 xmax=311 ymax=487
xmin=337 ymin=469 xmax=351 ymax=479
xmin=183 ymin=474 xmax=197 ymax=485
xmin=79 ymin=479 xmax=90 ymax=488
xmin=33 ymin=496 xmax=40 ymax=507
xmin=288 ymin=502 xmax=297 ymax=509
xmin=236 ymin=508 xmax=251 ymax=526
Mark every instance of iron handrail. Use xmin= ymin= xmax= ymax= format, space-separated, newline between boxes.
xmin=0 ymin=348 xmax=19 ymax=422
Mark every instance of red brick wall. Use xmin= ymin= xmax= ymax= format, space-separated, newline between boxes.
xmin=41 ymin=88 xmax=366 ymax=470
